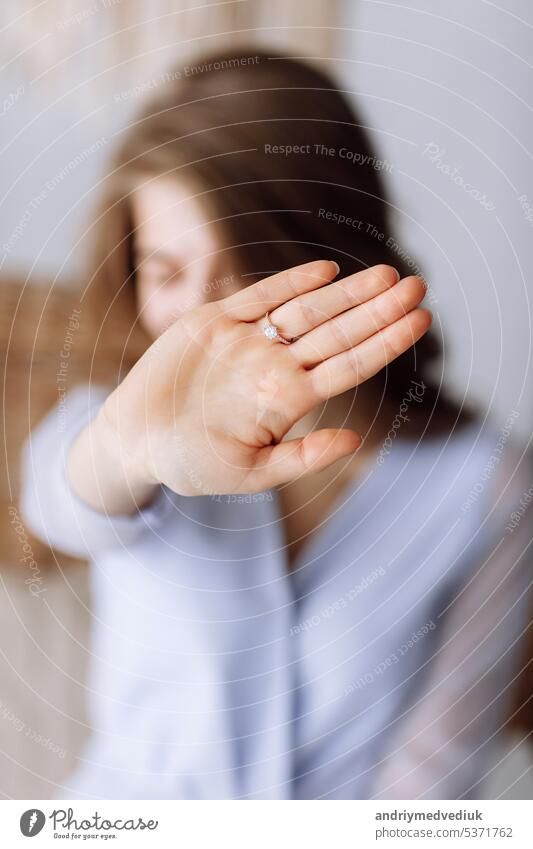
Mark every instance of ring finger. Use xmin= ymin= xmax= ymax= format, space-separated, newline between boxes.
xmin=265 ymin=263 xmax=400 ymax=342
xmin=291 ymin=275 xmax=427 ymax=367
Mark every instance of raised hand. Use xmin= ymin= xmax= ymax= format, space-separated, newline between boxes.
xmin=100 ymin=260 xmax=430 ymax=497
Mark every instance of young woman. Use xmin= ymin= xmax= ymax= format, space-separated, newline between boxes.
xmin=21 ymin=50 xmax=530 ymax=800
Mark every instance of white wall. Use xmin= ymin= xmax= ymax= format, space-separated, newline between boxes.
xmin=338 ymin=0 xmax=532 ymax=437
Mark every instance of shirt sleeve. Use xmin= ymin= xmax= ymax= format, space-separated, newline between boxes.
xmin=370 ymin=446 xmax=533 ymax=800
xmin=19 ymin=383 xmax=175 ymax=559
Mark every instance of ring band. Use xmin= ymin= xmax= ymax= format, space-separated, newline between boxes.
xmin=263 ymin=312 xmax=293 ymax=345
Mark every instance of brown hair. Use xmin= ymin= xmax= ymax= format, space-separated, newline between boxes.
xmin=83 ymin=48 xmax=471 ymax=436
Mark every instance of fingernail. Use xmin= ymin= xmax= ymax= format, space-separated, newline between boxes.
xmin=330 ymin=261 xmax=340 ymax=276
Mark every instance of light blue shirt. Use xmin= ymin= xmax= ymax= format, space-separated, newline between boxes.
xmin=21 ymin=386 xmax=531 ymax=799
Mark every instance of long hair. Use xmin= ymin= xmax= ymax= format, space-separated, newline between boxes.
xmin=83 ymin=48 xmax=471 ymax=435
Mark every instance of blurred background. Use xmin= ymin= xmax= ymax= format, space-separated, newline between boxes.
xmin=1 ymin=0 xmax=531 ymax=798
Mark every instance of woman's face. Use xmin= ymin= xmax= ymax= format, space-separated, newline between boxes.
xmin=131 ymin=177 xmax=242 ymax=338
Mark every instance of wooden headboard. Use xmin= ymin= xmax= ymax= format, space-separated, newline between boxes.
xmin=1 ymin=277 xmax=123 ymax=569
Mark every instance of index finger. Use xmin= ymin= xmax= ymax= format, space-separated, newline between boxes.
xmin=223 ymin=259 xmax=339 ymax=321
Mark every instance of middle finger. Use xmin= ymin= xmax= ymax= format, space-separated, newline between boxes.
xmin=291 ymin=275 xmax=427 ymax=367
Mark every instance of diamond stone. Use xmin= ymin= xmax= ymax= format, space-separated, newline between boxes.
xmin=265 ymin=324 xmax=278 ymax=340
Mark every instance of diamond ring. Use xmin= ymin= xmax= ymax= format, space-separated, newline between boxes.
xmin=263 ymin=312 xmax=293 ymax=345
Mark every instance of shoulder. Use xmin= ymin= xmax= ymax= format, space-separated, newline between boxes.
xmin=386 ymin=414 xmax=531 ymax=591
xmin=445 ymin=413 xmax=529 ymax=518
xmin=380 ymin=412 xmax=530 ymax=529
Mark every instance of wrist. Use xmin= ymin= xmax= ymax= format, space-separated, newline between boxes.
xmin=65 ymin=395 xmax=161 ymax=516
xmin=95 ymin=403 xmax=160 ymax=490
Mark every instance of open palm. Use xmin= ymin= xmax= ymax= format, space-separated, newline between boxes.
xmin=102 ymin=260 xmax=431 ymax=496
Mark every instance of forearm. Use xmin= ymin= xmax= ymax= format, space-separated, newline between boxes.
xmin=66 ymin=406 xmax=158 ymax=516
xmin=20 ymin=384 xmax=170 ymax=558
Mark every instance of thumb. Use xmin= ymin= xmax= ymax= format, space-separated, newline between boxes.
xmin=251 ymin=428 xmax=362 ymax=489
